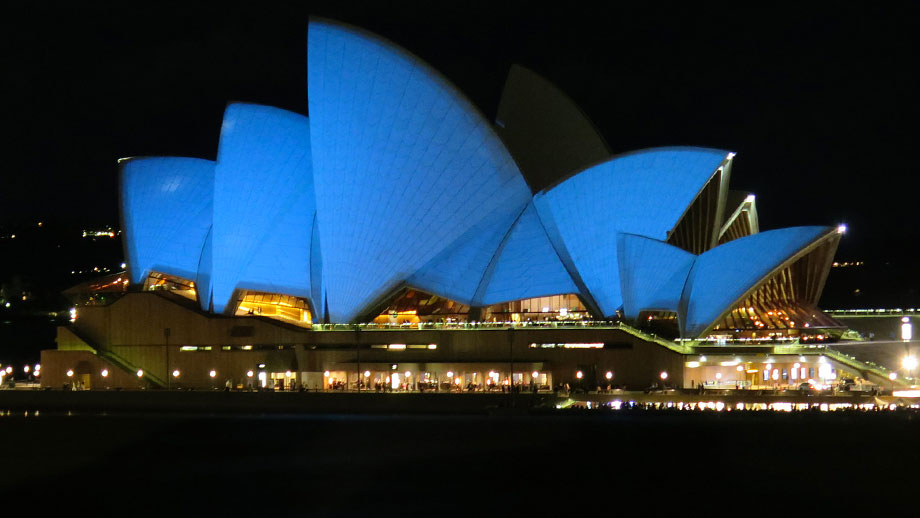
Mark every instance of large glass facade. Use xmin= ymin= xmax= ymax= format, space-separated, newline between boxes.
xmin=234 ymin=290 xmax=312 ymax=326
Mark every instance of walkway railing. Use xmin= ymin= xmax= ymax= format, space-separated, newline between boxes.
xmin=311 ymin=320 xmax=627 ymax=331
xmin=824 ymin=308 xmax=917 ymax=317
xmin=309 ymin=320 xmax=691 ymax=353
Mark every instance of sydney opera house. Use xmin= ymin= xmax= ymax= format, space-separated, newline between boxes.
xmin=42 ymin=19 xmax=862 ymax=392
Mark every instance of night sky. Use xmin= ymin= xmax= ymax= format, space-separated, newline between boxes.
xmin=5 ymin=2 xmax=918 ymax=265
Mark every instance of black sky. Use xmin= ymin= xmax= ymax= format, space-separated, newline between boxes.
xmin=4 ymin=2 xmax=918 ymax=264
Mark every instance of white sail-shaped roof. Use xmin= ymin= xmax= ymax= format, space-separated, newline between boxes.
xmin=307 ymin=19 xmax=531 ymax=322
xmin=409 ymin=201 xmax=527 ymax=306
xmin=117 ymin=20 xmax=840 ymax=331
xmin=211 ymin=103 xmax=314 ymax=313
xmin=680 ymin=226 xmax=833 ymax=337
xmin=120 ymin=156 xmax=214 ymax=310
xmin=479 ymin=202 xmax=578 ymax=306
xmin=617 ymin=233 xmax=696 ymax=321
xmin=534 ymin=147 xmax=730 ymax=317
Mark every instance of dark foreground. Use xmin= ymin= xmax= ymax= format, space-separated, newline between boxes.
xmin=0 ymin=409 xmax=917 ymax=516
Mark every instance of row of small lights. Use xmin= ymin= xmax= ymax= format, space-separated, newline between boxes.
xmin=0 ymin=364 xmax=40 ymax=377
xmin=55 ymin=357 xmax=920 ymax=384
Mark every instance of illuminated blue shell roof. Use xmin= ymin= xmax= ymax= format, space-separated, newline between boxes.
xmin=121 ymin=156 xmax=215 ymax=310
xmin=118 ymin=19 xmax=837 ymax=336
xmin=534 ymin=147 xmax=730 ymax=317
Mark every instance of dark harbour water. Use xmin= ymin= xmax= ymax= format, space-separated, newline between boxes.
xmin=1 ymin=411 xmax=917 ymax=516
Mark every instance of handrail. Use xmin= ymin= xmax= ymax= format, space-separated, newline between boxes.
xmin=64 ymin=326 xmax=166 ymax=388
xmin=94 ymin=348 xmax=167 ymax=389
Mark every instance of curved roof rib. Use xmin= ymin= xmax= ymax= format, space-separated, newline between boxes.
xmin=680 ymin=226 xmax=836 ymax=338
xmin=211 ymin=103 xmax=314 ymax=314
xmin=534 ymin=147 xmax=731 ymax=318
xmin=308 ymin=19 xmax=531 ymax=322
xmin=617 ymin=233 xmax=696 ymax=322
xmin=718 ymin=192 xmax=759 ymax=244
xmin=120 ymin=156 xmax=215 ymax=310
xmin=495 ymin=65 xmax=610 ymax=192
